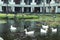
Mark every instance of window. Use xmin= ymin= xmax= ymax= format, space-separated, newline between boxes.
xmin=35 ymin=0 xmax=41 ymax=5
xmin=58 ymin=6 xmax=60 ymax=8
xmin=24 ymin=7 xmax=31 ymax=13
xmin=14 ymin=0 xmax=20 ymax=4
xmin=34 ymin=7 xmax=40 ymax=13
xmin=15 ymin=7 xmax=21 ymax=12
xmin=3 ymin=0 xmax=9 ymax=4
xmin=24 ymin=0 xmax=32 ymax=5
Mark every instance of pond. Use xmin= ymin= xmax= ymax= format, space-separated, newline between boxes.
xmin=0 ymin=19 xmax=60 ymax=40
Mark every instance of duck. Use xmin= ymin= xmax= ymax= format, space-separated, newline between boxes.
xmin=51 ymin=28 xmax=57 ymax=33
xmin=24 ymin=29 xmax=34 ymax=36
xmin=10 ymin=25 xmax=16 ymax=32
xmin=0 ymin=37 xmax=4 ymax=40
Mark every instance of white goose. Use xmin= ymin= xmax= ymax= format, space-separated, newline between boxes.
xmin=40 ymin=25 xmax=49 ymax=35
xmin=0 ymin=37 xmax=4 ymax=40
xmin=51 ymin=28 xmax=57 ymax=33
xmin=40 ymin=28 xmax=48 ymax=35
xmin=42 ymin=25 xmax=49 ymax=29
xmin=10 ymin=25 xmax=16 ymax=32
xmin=24 ymin=29 xmax=34 ymax=36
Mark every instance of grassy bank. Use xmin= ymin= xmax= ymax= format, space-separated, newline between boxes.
xmin=0 ymin=13 xmax=60 ymax=27
xmin=0 ymin=13 xmax=60 ymax=21
xmin=0 ymin=14 xmax=39 ymax=19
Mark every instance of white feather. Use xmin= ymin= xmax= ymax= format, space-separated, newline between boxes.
xmin=0 ymin=37 xmax=4 ymax=40
xmin=42 ymin=25 xmax=49 ymax=29
xmin=40 ymin=25 xmax=48 ymax=35
xmin=24 ymin=29 xmax=34 ymax=36
xmin=10 ymin=25 xmax=16 ymax=32
xmin=40 ymin=28 xmax=47 ymax=34
xmin=51 ymin=28 xmax=57 ymax=33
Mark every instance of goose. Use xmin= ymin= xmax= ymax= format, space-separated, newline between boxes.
xmin=42 ymin=25 xmax=49 ymax=29
xmin=0 ymin=37 xmax=4 ymax=40
xmin=10 ymin=25 xmax=16 ymax=32
xmin=24 ymin=29 xmax=34 ymax=36
xmin=51 ymin=28 xmax=57 ymax=33
xmin=40 ymin=28 xmax=48 ymax=35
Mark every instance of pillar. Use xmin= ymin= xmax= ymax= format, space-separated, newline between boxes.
xmin=55 ymin=6 xmax=58 ymax=13
xmin=50 ymin=0 xmax=55 ymax=4
xmin=0 ymin=6 xmax=2 ymax=11
xmin=40 ymin=7 xmax=42 ymax=12
xmin=20 ymin=0 xmax=25 ymax=5
xmin=9 ymin=0 xmax=15 ymax=4
xmin=11 ymin=7 xmax=15 ymax=12
xmin=31 ymin=7 xmax=34 ymax=12
xmin=22 ymin=0 xmax=24 ymax=2
xmin=0 ymin=0 xmax=3 ymax=12
xmin=31 ymin=0 xmax=36 ymax=5
xmin=32 ymin=0 xmax=35 ymax=3
xmin=46 ymin=7 xmax=49 ymax=12
xmin=22 ymin=7 xmax=24 ymax=12
xmin=44 ymin=0 xmax=46 ymax=4
xmin=51 ymin=6 xmax=54 ymax=12
xmin=11 ymin=0 xmax=14 ymax=2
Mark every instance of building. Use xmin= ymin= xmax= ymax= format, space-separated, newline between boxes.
xmin=0 ymin=0 xmax=60 ymax=13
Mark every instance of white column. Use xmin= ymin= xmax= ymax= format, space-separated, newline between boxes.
xmin=46 ymin=7 xmax=49 ymax=12
xmin=9 ymin=0 xmax=15 ymax=4
xmin=22 ymin=0 xmax=24 ymax=2
xmin=0 ymin=0 xmax=1 ymax=2
xmin=22 ymin=7 xmax=24 ymax=12
xmin=31 ymin=7 xmax=34 ymax=12
xmin=11 ymin=7 xmax=15 ymax=12
xmin=51 ymin=7 xmax=54 ymax=12
xmin=0 ymin=0 xmax=3 ymax=12
xmin=20 ymin=0 xmax=25 ymax=5
xmin=31 ymin=7 xmax=33 ymax=12
xmin=31 ymin=0 xmax=36 ymax=5
xmin=11 ymin=0 xmax=14 ymax=2
xmin=50 ymin=0 xmax=55 ymax=4
xmin=40 ymin=7 xmax=42 ymax=12
xmin=0 ymin=6 xmax=2 ymax=11
xmin=0 ymin=0 xmax=3 ymax=4
xmin=55 ymin=6 xmax=58 ymax=13
xmin=32 ymin=0 xmax=35 ymax=3
xmin=44 ymin=0 xmax=46 ymax=4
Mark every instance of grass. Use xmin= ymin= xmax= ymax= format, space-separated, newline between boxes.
xmin=0 ymin=13 xmax=59 ymax=21
xmin=0 ymin=14 xmax=39 ymax=19
xmin=0 ymin=13 xmax=60 ymax=27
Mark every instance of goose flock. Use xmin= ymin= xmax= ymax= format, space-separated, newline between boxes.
xmin=24 ymin=24 xmax=57 ymax=36
xmin=9 ymin=24 xmax=57 ymax=37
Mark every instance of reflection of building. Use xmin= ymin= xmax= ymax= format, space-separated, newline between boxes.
xmin=0 ymin=0 xmax=60 ymax=13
